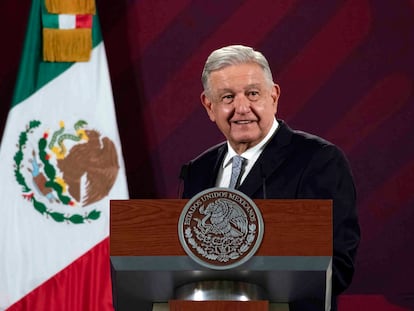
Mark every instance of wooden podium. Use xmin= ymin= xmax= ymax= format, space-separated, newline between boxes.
xmin=110 ymin=199 xmax=332 ymax=311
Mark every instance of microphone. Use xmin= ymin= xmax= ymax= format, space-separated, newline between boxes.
xmin=177 ymin=164 xmax=188 ymax=198
xmin=259 ymin=163 xmax=267 ymax=199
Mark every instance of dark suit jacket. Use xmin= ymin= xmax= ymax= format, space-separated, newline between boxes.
xmin=181 ymin=120 xmax=360 ymax=305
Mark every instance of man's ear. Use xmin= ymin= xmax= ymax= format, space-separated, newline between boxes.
xmin=201 ymin=92 xmax=216 ymax=122
xmin=272 ymin=83 xmax=281 ymax=115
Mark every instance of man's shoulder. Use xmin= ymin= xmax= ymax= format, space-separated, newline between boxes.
xmin=190 ymin=141 xmax=227 ymax=164
xmin=181 ymin=141 xmax=226 ymax=196
xmin=275 ymin=120 xmax=346 ymax=161
xmin=278 ymin=120 xmax=338 ymax=151
xmin=292 ymin=129 xmax=332 ymax=148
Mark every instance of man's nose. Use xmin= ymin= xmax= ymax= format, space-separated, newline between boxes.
xmin=233 ymin=94 xmax=251 ymax=113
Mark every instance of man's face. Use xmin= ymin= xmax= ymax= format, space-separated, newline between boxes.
xmin=201 ymin=63 xmax=280 ymax=153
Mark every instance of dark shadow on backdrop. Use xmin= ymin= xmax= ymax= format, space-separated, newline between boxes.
xmin=96 ymin=0 xmax=158 ymax=198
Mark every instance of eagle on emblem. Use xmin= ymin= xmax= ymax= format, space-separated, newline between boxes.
xmin=197 ymin=198 xmax=248 ymax=238
xmin=57 ymin=129 xmax=119 ymax=206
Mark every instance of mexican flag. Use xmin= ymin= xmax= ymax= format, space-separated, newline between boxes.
xmin=0 ymin=0 xmax=128 ymax=310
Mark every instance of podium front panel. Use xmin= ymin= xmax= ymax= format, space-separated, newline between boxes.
xmin=110 ymin=199 xmax=332 ymax=311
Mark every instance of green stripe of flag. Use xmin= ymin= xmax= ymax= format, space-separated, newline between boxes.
xmin=42 ymin=9 xmax=59 ymax=29
xmin=11 ymin=0 xmax=102 ymax=107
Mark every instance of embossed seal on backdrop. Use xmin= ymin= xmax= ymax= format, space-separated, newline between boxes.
xmin=178 ymin=187 xmax=264 ymax=270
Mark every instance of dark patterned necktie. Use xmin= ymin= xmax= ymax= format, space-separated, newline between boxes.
xmin=229 ymin=155 xmax=245 ymax=189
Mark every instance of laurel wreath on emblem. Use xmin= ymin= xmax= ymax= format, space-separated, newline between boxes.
xmin=13 ymin=120 xmax=101 ymax=224
xmin=184 ymin=223 xmax=257 ymax=262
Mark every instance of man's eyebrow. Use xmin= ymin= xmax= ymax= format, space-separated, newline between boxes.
xmin=216 ymin=88 xmax=234 ymax=94
xmin=217 ymin=84 xmax=261 ymax=92
xmin=244 ymin=83 xmax=261 ymax=89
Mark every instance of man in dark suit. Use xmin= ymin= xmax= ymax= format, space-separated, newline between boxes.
xmin=181 ymin=45 xmax=360 ymax=310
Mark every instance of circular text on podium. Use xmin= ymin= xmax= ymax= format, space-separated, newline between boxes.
xmin=178 ymin=187 xmax=264 ymax=270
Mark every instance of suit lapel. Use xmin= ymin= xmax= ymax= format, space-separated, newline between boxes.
xmin=238 ymin=121 xmax=294 ymax=197
xmin=207 ymin=143 xmax=227 ymax=188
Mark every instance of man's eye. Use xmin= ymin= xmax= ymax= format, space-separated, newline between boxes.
xmin=221 ymin=95 xmax=234 ymax=104
xmin=247 ymin=91 xmax=260 ymax=100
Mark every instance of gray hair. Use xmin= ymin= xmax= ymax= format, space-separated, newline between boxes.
xmin=201 ymin=45 xmax=274 ymax=94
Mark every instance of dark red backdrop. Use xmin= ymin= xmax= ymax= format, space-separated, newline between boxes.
xmin=1 ymin=1 xmax=413 ymax=309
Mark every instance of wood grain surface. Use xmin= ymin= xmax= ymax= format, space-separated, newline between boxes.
xmin=110 ymin=199 xmax=332 ymax=256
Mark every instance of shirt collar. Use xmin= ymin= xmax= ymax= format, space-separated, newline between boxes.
xmin=222 ymin=118 xmax=279 ymax=168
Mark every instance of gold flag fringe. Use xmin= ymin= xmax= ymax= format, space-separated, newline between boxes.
xmin=43 ymin=28 xmax=92 ymax=62
xmin=45 ymin=0 xmax=95 ymax=14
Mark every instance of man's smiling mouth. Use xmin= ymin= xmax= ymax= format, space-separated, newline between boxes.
xmin=232 ymin=120 xmax=255 ymax=124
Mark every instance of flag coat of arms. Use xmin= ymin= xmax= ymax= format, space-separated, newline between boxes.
xmin=0 ymin=0 xmax=128 ymax=310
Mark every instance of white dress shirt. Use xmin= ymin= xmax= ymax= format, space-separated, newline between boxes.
xmin=216 ymin=118 xmax=279 ymax=188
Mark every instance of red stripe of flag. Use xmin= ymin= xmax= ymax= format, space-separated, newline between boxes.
xmin=76 ymin=14 xmax=93 ymax=28
xmin=7 ymin=239 xmax=113 ymax=311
